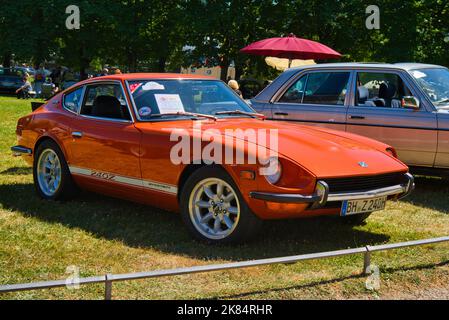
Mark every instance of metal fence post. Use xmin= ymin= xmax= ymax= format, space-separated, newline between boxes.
xmin=363 ymin=246 xmax=371 ymax=275
xmin=105 ymin=274 xmax=112 ymax=300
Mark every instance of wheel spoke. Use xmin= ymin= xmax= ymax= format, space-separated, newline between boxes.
xmin=196 ymin=200 xmax=211 ymax=209
xmin=223 ymin=215 xmax=233 ymax=229
xmin=200 ymin=213 xmax=214 ymax=224
xmin=228 ymin=206 xmax=238 ymax=215
xmin=213 ymin=217 xmax=221 ymax=232
xmin=216 ymin=182 xmax=224 ymax=198
xmin=203 ymin=186 xmax=216 ymax=200
xmin=224 ymin=192 xmax=235 ymax=202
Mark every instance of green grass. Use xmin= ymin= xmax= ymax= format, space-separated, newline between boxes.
xmin=0 ymin=94 xmax=448 ymax=300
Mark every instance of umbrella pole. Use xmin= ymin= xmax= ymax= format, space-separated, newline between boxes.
xmin=288 ymin=59 xmax=292 ymax=68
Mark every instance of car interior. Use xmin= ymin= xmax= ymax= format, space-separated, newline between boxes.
xmin=80 ymin=84 xmax=132 ymax=120
xmin=356 ymin=72 xmax=412 ymax=108
xmin=279 ymin=72 xmax=350 ymax=105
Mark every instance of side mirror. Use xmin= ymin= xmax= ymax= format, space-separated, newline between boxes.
xmin=401 ymin=96 xmax=420 ymax=110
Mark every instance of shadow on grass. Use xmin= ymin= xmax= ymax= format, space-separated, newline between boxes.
xmin=210 ymin=259 xmax=449 ymax=299
xmin=402 ymin=176 xmax=449 ymax=214
xmin=0 ymin=183 xmax=390 ymax=261
xmin=0 ymin=167 xmax=32 ymax=175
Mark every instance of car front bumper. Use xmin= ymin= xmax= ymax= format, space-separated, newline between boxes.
xmin=250 ymin=173 xmax=414 ymax=209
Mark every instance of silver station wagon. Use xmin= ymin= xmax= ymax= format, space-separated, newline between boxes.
xmin=250 ymin=62 xmax=449 ymax=175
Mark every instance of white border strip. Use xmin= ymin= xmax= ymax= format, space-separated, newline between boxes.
xmin=68 ymin=166 xmax=177 ymax=195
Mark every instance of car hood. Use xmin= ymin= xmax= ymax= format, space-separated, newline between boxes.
xmin=199 ymin=119 xmax=407 ymax=178
xmin=136 ymin=118 xmax=407 ymax=178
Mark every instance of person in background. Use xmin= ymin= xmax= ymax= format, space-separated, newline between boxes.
xmin=114 ymin=69 xmax=122 ymax=74
xmin=99 ymin=68 xmax=109 ymax=77
xmin=51 ymin=66 xmax=63 ymax=90
xmin=15 ymin=76 xmax=33 ymax=99
xmin=228 ymin=79 xmax=243 ymax=98
xmin=34 ymin=64 xmax=46 ymax=97
xmin=41 ymin=77 xmax=57 ymax=99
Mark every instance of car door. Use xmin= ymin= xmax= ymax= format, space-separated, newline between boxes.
xmin=67 ymin=81 xmax=143 ymax=197
xmin=346 ymin=70 xmax=437 ymax=167
xmin=270 ymin=69 xmax=353 ymax=131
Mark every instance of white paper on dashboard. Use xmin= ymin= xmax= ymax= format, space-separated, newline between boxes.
xmin=154 ymin=94 xmax=185 ymax=113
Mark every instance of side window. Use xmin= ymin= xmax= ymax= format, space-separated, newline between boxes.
xmin=356 ymin=72 xmax=412 ymax=108
xmin=302 ymin=72 xmax=350 ymax=105
xmin=279 ymin=75 xmax=307 ymax=103
xmin=80 ymin=83 xmax=131 ymax=120
xmin=63 ymin=87 xmax=84 ymax=113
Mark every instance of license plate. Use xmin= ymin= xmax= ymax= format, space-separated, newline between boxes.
xmin=341 ymin=196 xmax=387 ymax=216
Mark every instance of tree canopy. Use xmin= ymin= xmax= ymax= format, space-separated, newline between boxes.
xmin=1 ymin=0 xmax=448 ymax=80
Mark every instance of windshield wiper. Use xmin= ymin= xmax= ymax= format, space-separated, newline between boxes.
xmin=436 ymin=98 xmax=449 ymax=105
xmin=150 ymin=112 xmax=217 ymax=121
xmin=215 ymin=110 xmax=265 ymax=119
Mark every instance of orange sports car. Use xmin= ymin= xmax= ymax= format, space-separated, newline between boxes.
xmin=12 ymin=74 xmax=414 ymax=243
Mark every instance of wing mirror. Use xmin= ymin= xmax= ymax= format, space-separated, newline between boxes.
xmin=401 ymin=96 xmax=420 ymax=110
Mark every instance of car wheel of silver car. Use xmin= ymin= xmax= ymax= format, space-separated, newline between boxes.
xmin=180 ymin=166 xmax=263 ymax=244
xmin=33 ymin=140 xmax=77 ymax=200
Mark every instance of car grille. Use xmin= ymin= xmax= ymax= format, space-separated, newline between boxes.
xmin=322 ymin=172 xmax=406 ymax=193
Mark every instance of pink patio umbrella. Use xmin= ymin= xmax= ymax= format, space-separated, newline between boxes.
xmin=240 ymin=33 xmax=342 ymax=67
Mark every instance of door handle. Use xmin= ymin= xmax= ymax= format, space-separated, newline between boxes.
xmin=72 ymin=131 xmax=83 ymax=138
xmin=274 ymin=112 xmax=289 ymax=116
xmin=349 ymin=115 xmax=365 ymax=120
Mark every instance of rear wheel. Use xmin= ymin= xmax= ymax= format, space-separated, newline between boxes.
xmin=180 ymin=166 xmax=262 ymax=244
xmin=340 ymin=212 xmax=372 ymax=226
xmin=33 ymin=140 xmax=77 ymax=200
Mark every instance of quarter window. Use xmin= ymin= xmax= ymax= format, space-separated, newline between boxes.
xmin=80 ymin=83 xmax=131 ymax=120
xmin=356 ymin=72 xmax=412 ymax=108
xmin=279 ymin=72 xmax=350 ymax=106
xmin=63 ymin=87 xmax=84 ymax=113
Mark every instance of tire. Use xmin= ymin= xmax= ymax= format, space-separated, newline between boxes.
xmin=33 ymin=139 xmax=78 ymax=200
xmin=180 ymin=165 xmax=263 ymax=244
xmin=340 ymin=212 xmax=372 ymax=226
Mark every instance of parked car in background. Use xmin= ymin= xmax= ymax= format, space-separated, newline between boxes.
xmin=12 ymin=73 xmax=413 ymax=243
xmin=0 ymin=68 xmax=25 ymax=93
xmin=250 ymin=63 xmax=449 ymax=175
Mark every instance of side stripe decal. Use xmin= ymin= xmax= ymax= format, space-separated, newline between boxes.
xmin=68 ymin=166 xmax=178 ymax=195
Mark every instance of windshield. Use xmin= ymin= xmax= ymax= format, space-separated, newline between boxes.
xmin=127 ymin=79 xmax=255 ymax=120
xmin=410 ymin=68 xmax=449 ymax=108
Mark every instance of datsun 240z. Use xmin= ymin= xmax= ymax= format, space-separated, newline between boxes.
xmin=12 ymin=73 xmax=414 ymax=243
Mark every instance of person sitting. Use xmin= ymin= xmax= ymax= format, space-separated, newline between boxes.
xmin=41 ymin=77 xmax=57 ymax=99
xmin=228 ymin=79 xmax=243 ymax=98
xmin=15 ymin=77 xmax=34 ymax=99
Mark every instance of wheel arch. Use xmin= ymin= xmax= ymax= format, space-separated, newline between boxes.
xmin=34 ymin=135 xmax=69 ymax=161
xmin=177 ymin=163 xmax=241 ymax=201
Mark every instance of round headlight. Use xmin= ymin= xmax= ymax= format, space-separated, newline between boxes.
xmin=264 ymin=157 xmax=282 ymax=185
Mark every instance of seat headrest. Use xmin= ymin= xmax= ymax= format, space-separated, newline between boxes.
xmin=358 ymin=86 xmax=369 ymax=100
xmin=92 ymin=95 xmax=122 ymax=119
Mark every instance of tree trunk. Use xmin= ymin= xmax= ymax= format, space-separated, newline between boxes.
xmin=3 ymin=53 xmax=11 ymax=68
xmin=220 ymin=56 xmax=229 ymax=81
xmin=158 ymin=57 xmax=166 ymax=73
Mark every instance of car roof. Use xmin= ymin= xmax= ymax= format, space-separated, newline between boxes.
xmin=84 ymin=73 xmax=216 ymax=83
xmin=253 ymin=62 xmax=447 ymax=102
xmin=287 ymin=62 xmax=446 ymax=72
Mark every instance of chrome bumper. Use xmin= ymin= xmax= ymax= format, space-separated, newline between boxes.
xmin=250 ymin=173 xmax=415 ymax=208
xmin=11 ymin=146 xmax=32 ymax=157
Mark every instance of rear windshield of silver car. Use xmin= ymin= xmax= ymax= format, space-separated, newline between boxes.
xmin=127 ymin=79 xmax=254 ymax=120
xmin=410 ymin=68 xmax=449 ymax=108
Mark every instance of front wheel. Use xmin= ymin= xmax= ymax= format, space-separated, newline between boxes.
xmin=180 ymin=166 xmax=262 ymax=244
